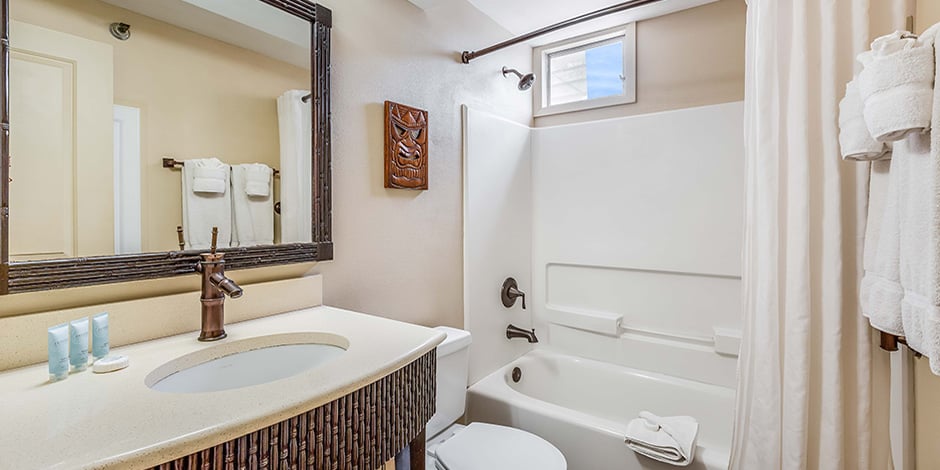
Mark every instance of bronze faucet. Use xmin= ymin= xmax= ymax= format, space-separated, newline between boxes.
xmin=506 ymin=324 xmax=538 ymax=343
xmin=196 ymin=227 xmax=243 ymax=341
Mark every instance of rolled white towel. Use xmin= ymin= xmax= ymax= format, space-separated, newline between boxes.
xmin=857 ymin=31 xmax=934 ymax=142
xmin=839 ymin=80 xmax=890 ymax=161
xmin=625 ymin=411 xmax=698 ymax=466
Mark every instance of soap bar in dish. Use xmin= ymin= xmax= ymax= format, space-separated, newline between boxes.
xmin=92 ymin=355 xmax=129 ymax=373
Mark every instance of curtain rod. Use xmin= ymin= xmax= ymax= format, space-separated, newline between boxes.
xmin=460 ymin=0 xmax=666 ymax=64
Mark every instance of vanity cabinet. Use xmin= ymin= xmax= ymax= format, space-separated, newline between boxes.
xmin=153 ymin=350 xmax=435 ymax=470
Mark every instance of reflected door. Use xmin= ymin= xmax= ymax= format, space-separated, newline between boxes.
xmin=9 ymin=21 xmax=114 ymax=260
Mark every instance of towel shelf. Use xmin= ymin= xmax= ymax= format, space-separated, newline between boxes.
xmin=162 ymin=157 xmax=280 ymax=177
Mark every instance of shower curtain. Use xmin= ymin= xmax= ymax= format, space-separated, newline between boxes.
xmin=731 ymin=0 xmax=908 ymax=468
xmin=277 ymin=90 xmax=313 ymax=244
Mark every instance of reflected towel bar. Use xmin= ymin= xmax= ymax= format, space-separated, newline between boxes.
xmin=162 ymin=157 xmax=280 ymax=177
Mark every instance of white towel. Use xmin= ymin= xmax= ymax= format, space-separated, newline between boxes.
xmin=181 ymin=158 xmax=232 ymax=250
xmin=192 ymin=167 xmax=227 ymax=193
xmin=244 ymin=165 xmax=272 ymax=197
xmin=860 ymin=158 xmax=904 ymax=335
xmin=857 ymin=31 xmax=934 ymax=142
xmin=624 ymin=411 xmax=698 ymax=466
xmin=839 ymin=80 xmax=891 ymax=161
xmin=861 ymin=25 xmax=940 ymax=374
xmin=231 ymin=164 xmax=274 ymax=247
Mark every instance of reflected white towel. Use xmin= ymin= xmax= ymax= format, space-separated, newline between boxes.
xmin=625 ymin=411 xmax=698 ymax=466
xmin=857 ymin=31 xmax=934 ymax=142
xmin=839 ymin=80 xmax=890 ymax=161
xmin=244 ymin=164 xmax=272 ymax=197
xmin=191 ymin=167 xmax=227 ymax=193
xmin=231 ymin=163 xmax=274 ymax=247
xmin=181 ymin=158 xmax=232 ymax=250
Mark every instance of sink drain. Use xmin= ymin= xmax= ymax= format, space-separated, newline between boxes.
xmin=511 ymin=367 xmax=522 ymax=383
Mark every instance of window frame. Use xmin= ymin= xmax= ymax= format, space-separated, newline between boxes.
xmin=533 ymin=23 xmax=637 ymax=117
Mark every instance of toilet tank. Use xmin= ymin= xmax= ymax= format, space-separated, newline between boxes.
xmin=425 ymin=326 xmax=472 ymax=439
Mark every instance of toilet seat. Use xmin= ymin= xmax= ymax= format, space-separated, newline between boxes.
xmin=434 ymin=423 xmax=567 ymax=470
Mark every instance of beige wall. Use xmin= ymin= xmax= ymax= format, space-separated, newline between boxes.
xmin=534 ymin=0 xmax=746 ymax=127
xmin=310 ymin=0 xmax=532 ymax=328
xmin=1 ymin=0 xmax=529 ymax=332
xmin=11 ymin=0 xmax=308 ymax=254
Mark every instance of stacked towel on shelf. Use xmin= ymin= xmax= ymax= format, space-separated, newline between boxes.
xmin=624 ymin=411 xmax=698 ymax=466
xmin=182 ymin=158 xmax=232 ymax=250
xmin=857 ymin=31 xmax=934 ymax=142
xmin=231 ymin=163 xmax=275 ymax=247
xmin=839 ymin=80 xmax=891 ymax=161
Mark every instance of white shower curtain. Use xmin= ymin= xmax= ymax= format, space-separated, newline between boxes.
xmin=277 ymin=90 xmax=313 ymax=244
xmin=731 ymin=0 xmax=907 ymax=468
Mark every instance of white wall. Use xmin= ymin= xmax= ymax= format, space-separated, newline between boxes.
xmin=463 ymin=106 xmax=534 ymax=383
xmin=531 ymin=102 xmax=745 ymax=387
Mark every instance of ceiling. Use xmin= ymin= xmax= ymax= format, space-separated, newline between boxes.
xmin=463 ymin=0 xmax=718 ymax=46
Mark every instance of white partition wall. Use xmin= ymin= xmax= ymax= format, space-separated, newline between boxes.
xmin=532 ymin=102 xmax=745 ymax=387
xmin=463 ymin=106 xmax=535 ymax=384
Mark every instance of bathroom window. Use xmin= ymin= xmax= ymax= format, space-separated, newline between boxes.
xmin=534 ymin=24 xmax=636 ymax=116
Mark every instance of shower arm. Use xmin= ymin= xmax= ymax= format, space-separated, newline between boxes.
xmin=460 ymin=0 xmax=666 ymax=64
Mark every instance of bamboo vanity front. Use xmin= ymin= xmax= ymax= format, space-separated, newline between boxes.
xmin=0 ymin=307 xmax=444 ymax=470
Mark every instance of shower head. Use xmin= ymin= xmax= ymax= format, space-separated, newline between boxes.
xmin=502 ymin=66 xmax=536 ymax=91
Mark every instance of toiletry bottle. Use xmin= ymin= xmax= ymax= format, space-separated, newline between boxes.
xmin=69 ymin=318 xmax=89 ymax=372
xmin=92 ymin=312 xmax=110 ymax=361
xmin=47 ymin=323 xmax=69 ymax=382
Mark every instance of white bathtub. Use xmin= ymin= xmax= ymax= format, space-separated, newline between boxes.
xmin=467 ymin=349 xmax=734 ymax=470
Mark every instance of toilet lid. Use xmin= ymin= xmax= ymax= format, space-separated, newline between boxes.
xmin=435 ymin=423 xmax=567 ymax=470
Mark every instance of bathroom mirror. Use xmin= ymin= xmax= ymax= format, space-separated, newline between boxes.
xmin=0 ymin=0 xmax=332 ymax=294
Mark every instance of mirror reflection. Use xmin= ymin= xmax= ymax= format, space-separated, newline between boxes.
xmin=9 ymin=0 xmax=312 ymax=261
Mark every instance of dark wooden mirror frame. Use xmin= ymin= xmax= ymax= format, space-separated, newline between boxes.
xmin=0 ymin=0 xmax=332 ymax=294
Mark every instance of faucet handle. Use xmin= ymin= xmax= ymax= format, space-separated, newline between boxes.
xmin=210 ymin=227 xmax=218 ymax=254
xmin=501 ymin=277 xmax=527 ymax=310
xmin=176 ymin=225 xmax=185 ymax=251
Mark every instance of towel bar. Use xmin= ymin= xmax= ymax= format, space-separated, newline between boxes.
xmin=878 ymin=330 xmax=923 ymax=358
xmin=162 ymin=157 xmax=280 ymax=177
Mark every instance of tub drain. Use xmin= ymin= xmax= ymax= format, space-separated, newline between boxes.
xmin=511 ymin=367 xmax=522 ymax=383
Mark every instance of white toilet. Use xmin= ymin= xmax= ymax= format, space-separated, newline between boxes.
xmin=425 ymin=327 xmax=566 ymax=470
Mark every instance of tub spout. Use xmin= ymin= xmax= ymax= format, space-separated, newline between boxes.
xmin=506 ymin=324 xmax=538 ymax=343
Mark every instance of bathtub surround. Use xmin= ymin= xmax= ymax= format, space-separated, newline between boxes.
xmin=462 ymin=107 xmax=534 ymax=383
xmin=730 ymin=1 xmax=901 ymax=468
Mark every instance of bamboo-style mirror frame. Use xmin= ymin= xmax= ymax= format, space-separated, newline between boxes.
xmin=0 ymin=0 xmax=333 ymax=294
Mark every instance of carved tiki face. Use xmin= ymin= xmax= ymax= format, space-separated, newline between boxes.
xmin=385 ymin=101 xmax=428 ymax=190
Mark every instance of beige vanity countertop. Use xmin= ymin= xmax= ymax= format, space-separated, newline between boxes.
xmin=0 ymin=306 xmax=445 ymax=470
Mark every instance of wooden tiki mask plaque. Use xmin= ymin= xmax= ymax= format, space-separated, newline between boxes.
xmin=385 ymin=101 xmax=429 ymax=190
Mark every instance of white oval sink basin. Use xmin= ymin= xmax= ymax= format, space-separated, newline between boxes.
xmin=146 ymin=333 xmax=348 ymax=394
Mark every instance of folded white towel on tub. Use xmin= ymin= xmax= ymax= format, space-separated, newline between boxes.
xmin=839 ymin=80 xmax=890 ymax=161
xmin=857 ymin=31 xmax=934 ymax=142
xmin=625 ymin=411 xmax=698 ymax=466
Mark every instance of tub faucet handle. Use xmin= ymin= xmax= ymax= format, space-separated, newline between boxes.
xmin=501 ymin=277 xmax=526 ymax=309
